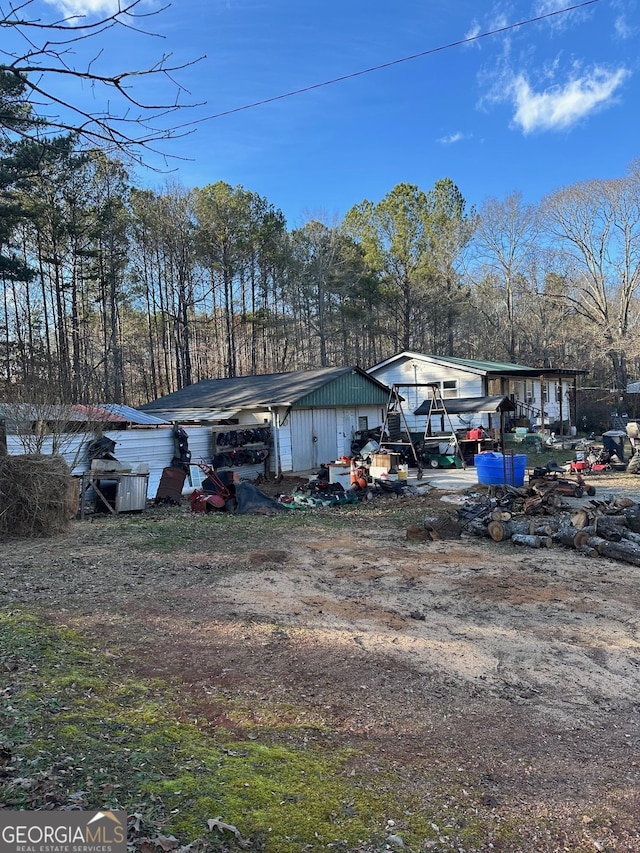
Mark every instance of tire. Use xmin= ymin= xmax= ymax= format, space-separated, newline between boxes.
xmin=429 ymin=458 xmax=440 ymax=469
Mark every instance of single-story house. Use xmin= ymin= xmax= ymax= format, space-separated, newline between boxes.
xmin=139 ymin=366 xmax=392 ymax=474
xmin=367 ymin=352 xmax=587 ymax=435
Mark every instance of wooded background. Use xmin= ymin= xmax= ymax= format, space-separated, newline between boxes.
xmin=2 ymin=137 xmax=639 ymax=407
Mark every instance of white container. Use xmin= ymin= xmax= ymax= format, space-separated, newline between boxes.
xmin=328 ymin=464 xmax=352 ymax=487
xmin=369 ymin=465 xmax=389 ymax=479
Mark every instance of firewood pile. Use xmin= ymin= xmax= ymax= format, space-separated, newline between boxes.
xmin=457 ymin=477 xmax=640 ymax=565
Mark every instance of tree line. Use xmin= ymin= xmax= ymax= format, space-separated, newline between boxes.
xmin=1 ymin=124 xmax=639 ymax=405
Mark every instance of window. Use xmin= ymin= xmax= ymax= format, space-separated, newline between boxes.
xmin=358 ymin=415 xmax=368 ymax=431
xmin=442 ymin=379 xmax=458 ymax=399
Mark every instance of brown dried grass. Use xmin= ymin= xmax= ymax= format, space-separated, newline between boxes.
xmin=0 ymin=454 xmax=74 ymax=539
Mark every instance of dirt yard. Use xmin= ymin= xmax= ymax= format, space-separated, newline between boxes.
xmin=2 ymin=472 xmax=640 ymax=851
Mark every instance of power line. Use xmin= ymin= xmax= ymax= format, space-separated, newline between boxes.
xmin=174 ymin=0 xmax=601 ymax=128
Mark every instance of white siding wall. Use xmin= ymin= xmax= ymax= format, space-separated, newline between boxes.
xmin=369 ymin=358 xmax=484 ymax=432
xmin=274 ymin=422 xmax=293 ymax=473
xmin=336 ymin=405 xmax=385 ymax=458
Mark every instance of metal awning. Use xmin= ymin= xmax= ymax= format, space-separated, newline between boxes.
xmin=414 ymin=395 xmax=516 ymax=416
xmin=142 ymin=408 xmax=240 ymax=423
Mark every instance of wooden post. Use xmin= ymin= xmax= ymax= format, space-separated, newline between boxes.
xmin=558 ymin=375 xmax=564 ymax=438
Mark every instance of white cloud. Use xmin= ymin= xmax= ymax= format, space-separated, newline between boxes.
xmin=437 ymin=131 xmax=466 ymax=145
xmin=533 ymin=0 xmax=595 ymax=31
xmin=464 ymin=21 xmax=481 ymax=43
xmin=534 ymin=0 xmax=568 ymax=13
xmin=614 ymin=14 xmax=636 ymax=39
xmin=43 ymin=0 xmax=132 ymax=20
xmin=510 ymin=66 xmax=630 ymax=133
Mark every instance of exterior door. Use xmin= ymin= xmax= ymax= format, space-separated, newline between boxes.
xmin=290 ymin=408 xmax=338 ymax=471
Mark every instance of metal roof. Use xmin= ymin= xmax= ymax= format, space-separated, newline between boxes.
xmin=0 ymin=402 xmax=127 ymax=433
xmin=140 ymin=408 xmax=240 ymax=423
xmin=369 ymin=351 xmax=587 ymax=378
xmin=139 ymin=367 xmax=391 ymax=413
xmin=97 ymin=403 xmax=169 ymax=425
xmin=414 ymin=395 xmax=517 ymax=416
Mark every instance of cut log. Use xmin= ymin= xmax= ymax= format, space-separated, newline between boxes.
xmin=593 ymin=518 xmax=624 ymax=542
xmin=553 ymin=526 xmax=590 ymax=550
xmin=487 ymin=520 xmax=511 ymax=541
xmin=593 ymin=514 xmax=628 ymax=525
xmin=624 ymin=506 xmax=640 ymax=534
xmin=597 ymin=540 xmax=640 ymax=567
xmin=511 ymin=533 xmax=543 ymax=548
xmin=614 ymin=497 xmax=635 ymax=509
xmin=621 ymin=529 xmax=640 ymax=546
xmin=586 ymin=535 xmax=608 ymax=554
xmin=532 ymin=521 xmax=560 ymax=536
xmin=490 ymin=510 xmax=513 ymax=522
xmin=513 ymin=519 xmax=539 ymax=535
xmin=487 ymin=519 xmax=536 ymax=541
xmin=579 ymin=546 xmax=600 ymax=558
xmin=466 ymin=519 xmax=491 ymax=538
xmin=570 ymin=508 xmax=592 ymax=529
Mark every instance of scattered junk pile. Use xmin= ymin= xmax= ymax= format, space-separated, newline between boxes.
xmin=80 ymin=435 xmax=149 ymax=517
xmin=273 ymin=450 xmax=431 ymax=509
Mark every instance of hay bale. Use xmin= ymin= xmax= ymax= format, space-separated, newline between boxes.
xmin=0 ymin=454 xmax=74 ymax=538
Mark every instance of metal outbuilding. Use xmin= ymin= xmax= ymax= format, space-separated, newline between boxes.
xmin=139 ymin=366 xmax=392 ymax=473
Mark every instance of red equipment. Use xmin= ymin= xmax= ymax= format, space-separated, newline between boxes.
xmin=190 ymin=462 xmax=234 ymax=513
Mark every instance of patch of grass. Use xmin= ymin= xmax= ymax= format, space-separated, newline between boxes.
xmin=0 ymin=610 xmax=471 ymax=852
xmin=102 ymin=500 xmax=427 ymax=557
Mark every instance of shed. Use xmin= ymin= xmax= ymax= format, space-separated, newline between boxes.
xmin=139 ymin=367 xmax=391 ymax=473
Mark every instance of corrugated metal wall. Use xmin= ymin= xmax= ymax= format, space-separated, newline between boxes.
xmin=7 ymin=426 xmax=212 ymax=498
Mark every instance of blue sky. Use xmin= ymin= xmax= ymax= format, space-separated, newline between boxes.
xmin=25 ymin=0 xmax=640 ymax=225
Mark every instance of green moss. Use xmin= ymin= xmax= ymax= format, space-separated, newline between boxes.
xmin=0 ymin=610 xmax=448 ymax=851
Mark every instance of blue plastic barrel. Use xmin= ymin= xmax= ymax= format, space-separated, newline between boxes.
xmin=474 ymin=452 xmax=526 ymax=487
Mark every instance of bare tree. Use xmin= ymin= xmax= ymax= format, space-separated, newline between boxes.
xmin=1 ymin=0 xmax=201 ymax=162
xmin=541 ymin=165 xmax=640 ymax=390
xmin=470 ymin=192 xmax=540 ymax=361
